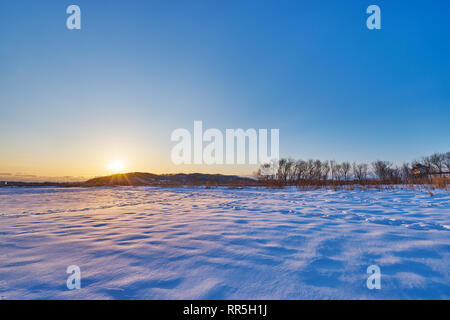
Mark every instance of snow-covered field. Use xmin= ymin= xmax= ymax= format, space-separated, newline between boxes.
xmin=0 ymin=186 xmax=449 ymax=299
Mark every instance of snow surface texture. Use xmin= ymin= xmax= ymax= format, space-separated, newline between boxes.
xmin=0 ymin=186 xmax=449 ymax=299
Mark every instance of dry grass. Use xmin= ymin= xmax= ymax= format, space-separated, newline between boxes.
xmin=430 ymin=176 xmax=449 ymax=189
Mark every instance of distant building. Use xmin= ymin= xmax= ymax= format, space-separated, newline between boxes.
xmin=412 ymin=164 xmax=429 ymax=177
xmin=412 ymin=164 xmax=450 ymax=177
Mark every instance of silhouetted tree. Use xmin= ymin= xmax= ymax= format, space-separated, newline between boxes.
xmin=353 ymin=162 xmax=368 ymax=182
xmin=372 ymin=160 xmax=394 ymax=181
xmin=341 ymin=162 xmax=351 ymax=181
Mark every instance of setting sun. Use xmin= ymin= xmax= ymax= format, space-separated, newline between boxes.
xmin=107 ymin=160 xmax=125 ymax=173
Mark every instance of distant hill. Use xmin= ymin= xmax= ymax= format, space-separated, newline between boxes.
xmin=83 ymin=172 xmax=257 ymax=187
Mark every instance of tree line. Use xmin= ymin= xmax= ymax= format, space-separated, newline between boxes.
xmin=257 ymin=151 xmax=450 ymax=186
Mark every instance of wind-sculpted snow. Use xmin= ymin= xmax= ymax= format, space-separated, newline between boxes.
xmin=0 ymin=187 xmax=449 ymax=299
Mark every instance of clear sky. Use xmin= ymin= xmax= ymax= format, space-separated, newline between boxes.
xmin=1 ymin=0 xmax=449 ymax=180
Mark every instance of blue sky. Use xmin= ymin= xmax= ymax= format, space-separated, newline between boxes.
xmin=0 ymin=0 xmax=449 ymax=178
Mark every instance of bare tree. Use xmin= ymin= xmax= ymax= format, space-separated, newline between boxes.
xmin=445 ymin=152 xmax=450 ymax=172
xmin=277 ymin=158 xmax=295 ymax=184
xmin=321 ymin=161 xmax=330 ymax=180
xmin=335 ymin=164 xmax=344 ymax=181
xmin=422 ymin=156 xmax=434 ymax=174
xmin=401 ymin=163 xmax=413 ymax=182
xmin=341 ymin=162 xmax=351 ymax=181
xmin=429 ymin=153 xmax=445 ymax=175
xmin=293 ymin=160 xmax=307 ymax=184
xmin=304 ymin=159 xmax=315 ymax=180
xmin=372 ymin=160 xmax=394 ymax=181
xmin=390 ymin=166 xmax=401 ymax=182
xmin=353 ymin=162 xmax=368 ymax=182
xmin=330 ymin=161 xmax=346 ymax=181
xmin=330 ymin=160 xmax=338 ymax=181
xmin=313 ymin=160 xmax=323 ymax=180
